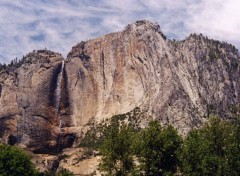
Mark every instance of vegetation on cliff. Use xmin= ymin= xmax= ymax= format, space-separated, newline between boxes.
xmin=0 ymin=115 xmax=239 ymax=175
xmin=0 ymin=144 xmax=74 ymax=176
xmin=99 ymin=116 xmax=240 ymax=176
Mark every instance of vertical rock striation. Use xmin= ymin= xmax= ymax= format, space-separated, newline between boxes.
xmin=0 ymin=20 xmax=240 ymax=153
xmin=66 ymin=20 xmax=240 ymax=135
xmin=0 ymin=50 xmax=73 ymax=153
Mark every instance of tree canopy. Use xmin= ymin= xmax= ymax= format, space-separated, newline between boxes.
xmin=99 ymin=116 xmax=240 ymax=176
xmin=0 ymin=144 xmax=38 ymax=176
xmin=99 ymin=120 xmax=182 ymax=176
xmin=181 ymin=116 xmax=240 ymax=176
xmin=135 ymin=121 xmax=182 ymax=176
xmin=99 ymin=125 xmax=135 ymax=176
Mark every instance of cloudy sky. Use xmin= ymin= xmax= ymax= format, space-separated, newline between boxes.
xmin=0 ymin=0 xmax=239 ymax=63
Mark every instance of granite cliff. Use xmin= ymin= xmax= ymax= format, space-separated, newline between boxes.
xmin=0 ymin=20 xmax=240 ymax=164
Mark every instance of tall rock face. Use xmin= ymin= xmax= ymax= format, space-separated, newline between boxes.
xmin=66 ymin=21 xmax=165 ymax=128
xmin=66 ymin=21 xmax=240 ymax=135
xmin=0 ymin=20 xmax=240 ymax=153
xmin=0 ymin=50 xmax=73 ymax=153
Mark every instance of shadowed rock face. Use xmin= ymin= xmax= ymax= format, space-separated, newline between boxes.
xmin=0 ymin=50 xmax=73 ymax=154
xmin=0 ymin=20 xmax=240 ymax=153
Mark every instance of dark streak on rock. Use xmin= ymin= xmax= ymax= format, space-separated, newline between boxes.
xmin=137 ymin=56 xmax=144 ymax=64
xmin=49 ymin=63 xmax=62 ymax=107
xmin=75 ymin=68 xmax=85 ymax=87
xmin=60 ymin=66 xmax=70 ymax=112
xmin=80 ymin=53 xmax=91 ymax=69
xmin=0 ymin=117 xmax=8 ymax=137
xmin=0 ymin=84 xmax=2 ymax=97
xmin=101 ymin=50 xmax=106 ymax=89
xmin=8 ymin=135 xmax=17 ymax=145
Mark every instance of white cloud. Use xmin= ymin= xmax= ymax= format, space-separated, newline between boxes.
xmin=185 ymin=0 xmax=240 ymax=45
xmin=0 ymin=0 xmax=239 ymax=63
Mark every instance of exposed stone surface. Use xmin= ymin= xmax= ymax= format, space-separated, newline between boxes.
xmin=58 ymin=148 xmax=101 ymax=175
xmin=31 ymin=153 xmax=59 ymax=173
xmin=0 ymin=50 xmax=74 ymax=153
xmin=0 ymin=20 xmax=240 ymax=174
xmin=67 ymin=20 xmax=240 ymax=136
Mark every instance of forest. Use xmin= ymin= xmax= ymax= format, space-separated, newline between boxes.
xmin=0 ymin=115 xmax=239 ymax=176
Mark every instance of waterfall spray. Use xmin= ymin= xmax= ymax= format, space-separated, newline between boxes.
xmin=55 ymin=59 xmax=65 ymax=152
xmin=55 ymin=59 xmax=65 ymax=129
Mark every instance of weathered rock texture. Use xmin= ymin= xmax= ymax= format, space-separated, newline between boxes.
xmin=0 ymin=50 xmax=74 ymax=154
xmin=0 ymin=20 xmax=240 ymax=155
xmin=58 ymin=148 xmax=100 ymax=175
xmin=66 ymin=20 xmax=240 ymax=136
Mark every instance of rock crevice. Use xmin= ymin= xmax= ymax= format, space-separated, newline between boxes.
xmin=0 ymin=20 xmax=240 ymax=153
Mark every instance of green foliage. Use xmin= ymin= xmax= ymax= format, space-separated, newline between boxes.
xmin=225 ymin=117 xmax=240 ymax=175
xmin=136 ymin=121 xmax=182 ymax=176
xmin=43 ymin=168 xmax=74 ymax=176
xmin=181 ymin=129 xmax=210 ymax=175
xmin=181 ymin=116 xmax=239 ymax=176
xmin=99 ymin=120 xmax=182 ymax=176
xmin=99 ymin=125 xmax=135 ymax=176
xmin=79 ymin=107 xmax=145 ymax=149
xmin=0 ymin=114 xmax=238 ymax=176
xmin=79 ymin=114 xmax=129 ymax=149
xmin=42 ymin=170 xmax=55 ymax=176
xmin=78 ymin=126 xmax=102 ymax=149
xmin=56 ymin=168 xmax=74 ymax=176
xmin=0 ymin=144 xmax=38 ymax=176
xmin=98 ymin=115 xmax=240 ymax=176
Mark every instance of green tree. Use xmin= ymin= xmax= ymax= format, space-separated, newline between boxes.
xmin=181 ymin=129 xmax=209 ymax=176
xmin=181 ymin=116 xmax=234 ymax=176
xmin=225 ymin=117 xmax=240 ymax=175
xmin=99 ymin=125 xmax=135 ymax=176
xmin=136 ymin=121 xmax=182 ymax=176
xmin=0 ymin=144 xmax=38 ymax=176
xmin=159 ymin=125 xmax=183 ymax=175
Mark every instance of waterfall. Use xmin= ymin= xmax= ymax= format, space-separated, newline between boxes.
xmin=55 ymin=59 xmax=65 ymax=129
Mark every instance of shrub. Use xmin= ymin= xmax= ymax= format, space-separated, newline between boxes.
xmin=56 ymin=168 xmax=74 ymax=176
xmin=0 ymin=144 xmax=38 ymax=176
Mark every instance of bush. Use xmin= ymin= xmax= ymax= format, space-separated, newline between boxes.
xmin=56 ymin=168 xmax=74 ymax=176
xmin=0 ymin=144 xmax=38 ymax=176
xmin=43 ymin=168 xmax=74 ymax=176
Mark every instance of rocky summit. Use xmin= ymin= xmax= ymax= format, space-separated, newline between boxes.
xmin=0 ymin=20 xmax=240 ymax=172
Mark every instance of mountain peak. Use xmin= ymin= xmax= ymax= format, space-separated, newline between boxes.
xmin=129 ymin=20 xmax=159 ymax=28
xmin=123 ymin=20 xmax=167 ymax=40
xmin=1 ymin=20 xmax=240 ymax=156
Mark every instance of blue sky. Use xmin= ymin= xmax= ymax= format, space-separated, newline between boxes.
xmin=0 ymin=0 xmax=239 ymax=63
